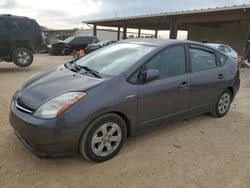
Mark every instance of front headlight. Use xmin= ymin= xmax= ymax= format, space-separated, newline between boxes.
xmin=33 ymin=92 xmax=86 ymax=119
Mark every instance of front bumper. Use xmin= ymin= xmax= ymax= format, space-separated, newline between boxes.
xmin=9 ymin=100 xmax=83 ymax=158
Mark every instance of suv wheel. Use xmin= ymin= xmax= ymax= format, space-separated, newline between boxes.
xmin=62 ymin=48 xmax=70 ymax=55
xmin=12 ymin=47 xmax=33 ymax=67
xmin=79 ymin=114 xmax=127 ymax=162
xmin=210 ymin=89 xmax=232 ymax=117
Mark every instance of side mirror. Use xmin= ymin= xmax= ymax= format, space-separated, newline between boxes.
xmin=145 ymin=69 xmax=159 ymax=82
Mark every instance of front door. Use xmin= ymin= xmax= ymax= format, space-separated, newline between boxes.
xmin=0 ymin=19 xmax=9 ymax=57
xmin=138 ymin=45 xmax=190 ymax=130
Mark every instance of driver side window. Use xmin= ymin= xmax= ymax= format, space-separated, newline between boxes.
xmin=128 ymin=45 xmax=186 ymax=84
xmin=71 ymin=37 xmax=81 ymax=44
xmin=146 ymin=45 xmax=186 ymax=79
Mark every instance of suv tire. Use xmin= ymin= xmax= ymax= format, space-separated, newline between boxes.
xmin=12 ymin=47 xmax=33 ymax=67
xmin=62 ymin=48 xmax=70 ymax=55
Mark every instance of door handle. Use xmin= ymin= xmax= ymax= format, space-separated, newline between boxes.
xmin=180 ymin=81 xmax=189 ymax=88
xmin=217 ymin=74 xmax=224 ymax=79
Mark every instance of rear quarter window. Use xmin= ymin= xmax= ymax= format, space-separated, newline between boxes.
xmin=189 ymin=48 xmax=217 ymax=72
xmin=8 ymin=21 xmax=20 ymax=31
xmin=8 ymin=19 xmax=40 ymax=33
xmin=0 ymin=19 xmax=8 ymax=31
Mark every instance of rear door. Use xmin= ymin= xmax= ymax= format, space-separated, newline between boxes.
xmin=188 ymin=45 xmax=226 ymax=115
xmin=138 ymin=44 xmax=190 ymax=130
xmin=0 ymin=18 xmax=9 ymax=57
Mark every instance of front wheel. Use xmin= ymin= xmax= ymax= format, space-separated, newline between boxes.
xmin=79 ymin=114 xmax=127 ymax=162
xmin=210 ymin=89 xmax=232 ymax=117
xmin=62 ymin=48 xmax=70 ymax=55
xmin=12 ymin=47 xmax=33 ymax=67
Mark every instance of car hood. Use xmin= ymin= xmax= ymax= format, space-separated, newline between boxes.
xmin=87 ymin=44 xmax=100 ymax=48
xmin=17 ymin=65 xmax=104 ymax=110
xmin=57 ymin=41 xmax=68 ymax=44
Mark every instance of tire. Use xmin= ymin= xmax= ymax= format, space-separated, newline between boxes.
xmin=79 ymin=114 xmax=127 ymax=162
xmin=12 ymin=47 xmax=33 ymax=67
xmin=62 ymin=48 xmax=70 ymax=55
xmin=210 ymin=89 xmax=232 ymax=117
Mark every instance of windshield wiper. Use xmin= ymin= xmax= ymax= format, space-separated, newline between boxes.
xmin=74 ymin=63 xmax=102 ymax=78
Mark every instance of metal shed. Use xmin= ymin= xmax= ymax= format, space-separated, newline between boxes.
xmin=83 ymin=4 xmax=250 ymax=55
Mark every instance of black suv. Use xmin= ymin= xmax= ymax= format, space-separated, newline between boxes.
xmin=0 ymin=14 xmax=45 ymax=67
xmin=50 ymin=36 xmax=99 ymax=55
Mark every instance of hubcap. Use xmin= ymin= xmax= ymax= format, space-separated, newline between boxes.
xmin=91 ymin=122 xmax=122 ymax=157
xmin=218 ymin=93 xmax=231 ymax=114
xmin=17 ymin=52 xmax=30 ymax=64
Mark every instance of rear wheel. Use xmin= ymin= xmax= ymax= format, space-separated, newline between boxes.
xmin=210 ymin=89 xmax=232 ymax=117
xmin=79 ymin=114 xmax=127 ymax=162
xmin=12 ymin=47 xmax=33 ymax=67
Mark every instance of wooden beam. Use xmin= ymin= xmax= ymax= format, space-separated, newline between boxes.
xmin=117 ymin=26 xmax=120 ymax=41
xmin=178 ymin=10 xmax=250 ymax=23
xmin=123 ymin=26 xmax=127 ymax=39
xmin=155 ymin=30 xmax=158 ymax=38
xmin=93 ymin=24 xmax=97 ymax=36
xmin=169 ymin=17 xmax=178 ymax=39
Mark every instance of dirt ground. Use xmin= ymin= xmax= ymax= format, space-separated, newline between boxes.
xmin=0 ymin=54 xmax=250 ymax=188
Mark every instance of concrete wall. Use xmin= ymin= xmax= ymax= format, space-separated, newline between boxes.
xmin=76 ymin=29 xmax=122 ymax=41
xmin=45 ymin=30 xmax=77 ymax=44
xmin=76 ymin=29 xmax=154 ymax=41
xmin=188 ymin=23 xmax=249 ymax=55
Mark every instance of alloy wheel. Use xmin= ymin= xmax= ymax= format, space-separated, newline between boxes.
xmin=218 ymin=93 xmax=231 ymax=114
xmin=91 ymin=122 xmax=122 ymax=157
xmin=17 ymin=51 xmax=30 ymax=64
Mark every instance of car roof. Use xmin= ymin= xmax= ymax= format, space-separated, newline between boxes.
xmin=0 ymin=14 xmax=31 ymax=20
xmin=206 ymin=43 xmax=229 ymax=47
xmin=118 ymin=38 xmax=205 ymax=47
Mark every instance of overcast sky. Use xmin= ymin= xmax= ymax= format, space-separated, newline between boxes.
xmin=0 ymin=0 xmax=250 ymax=29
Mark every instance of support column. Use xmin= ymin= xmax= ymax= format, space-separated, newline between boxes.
xmin=123 ymin=26 xmax=127 ymax=40
xmin=138 ymin=29 xmax=141 ymax=38
xmin=169 ymin=17 xmax=178 ymax=39
xmin=117 ymin=26 xmax=120 ymax=41
xmin=93 ymin=24 xmax=97 ymax=37
xmin=155 ymin=30 xmax=158 ymax=38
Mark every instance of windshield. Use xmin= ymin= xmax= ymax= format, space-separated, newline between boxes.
xmin=63 ymin=36 xmax=75 ymax=43
xmin=75 ymin=43 xmax=155 ymax=76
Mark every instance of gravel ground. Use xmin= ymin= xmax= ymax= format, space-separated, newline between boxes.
xmin=0 ymin=54 xmax=250 ymax=188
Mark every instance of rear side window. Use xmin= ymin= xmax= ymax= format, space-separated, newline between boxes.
xmin=216 ymin=52 xmax=228 ymax=66
xmin=146 ymin=45 xmax=186 ymax=78
xmin=0 ymin=19 xmax=8 ymax=31
xmin=84 ymin=37 xmax=94 ymax=43
xmin=80 ymin=37 xmax=89 ymax=43
xmin=189 ymin=48 xmax=217 ymax=72
xmin=72 ymin=37 xmax=81 ymax=44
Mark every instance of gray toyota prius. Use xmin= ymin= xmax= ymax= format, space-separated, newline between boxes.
xmin=10 ymin=39 xmax=240 ymax=162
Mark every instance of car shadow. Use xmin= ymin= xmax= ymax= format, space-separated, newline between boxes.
xmin=0 ymin=67 xmax=32 ymax=73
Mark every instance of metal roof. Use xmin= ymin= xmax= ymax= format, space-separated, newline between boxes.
xmin=83 ymin=4 xmax=250 ymax=24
